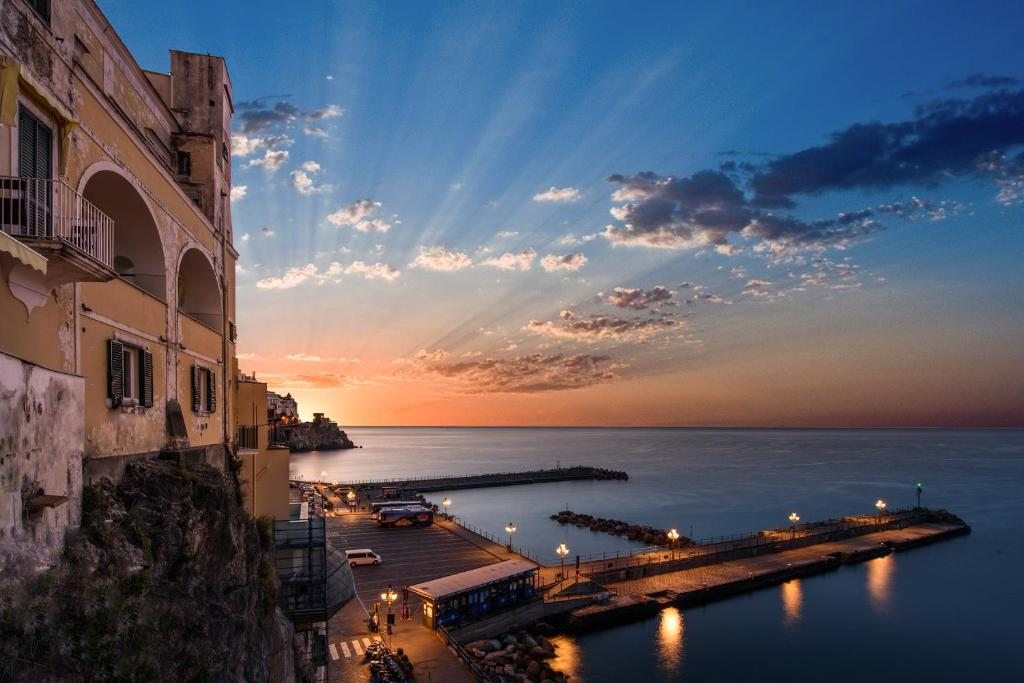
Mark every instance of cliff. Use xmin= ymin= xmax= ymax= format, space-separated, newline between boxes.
xmin=280 ymin=419 xmax=356 ymax=452
xmin=0 ymin=458 xmax=298 ymax=681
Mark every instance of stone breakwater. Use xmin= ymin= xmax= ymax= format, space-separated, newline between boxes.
xmin=464 ymin=627 xmax=568 ymax=683
xmin=551 ymin=510 xmax=693 ymax=548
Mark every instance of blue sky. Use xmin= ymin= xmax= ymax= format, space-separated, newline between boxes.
xmin=102 ymin=1 xmax=1024 ymax=426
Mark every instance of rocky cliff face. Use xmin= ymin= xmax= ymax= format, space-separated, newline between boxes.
xmin=0 ymin=458 xmax=296 ymax=681
xmin=281 ymin=421 xmax=355 ymax=452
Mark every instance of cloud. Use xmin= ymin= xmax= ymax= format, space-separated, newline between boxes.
xmin=240 ymin=233 xmax=251 ymax=242
xmin=291 ymin=162 xmax=332 ymax=195
xmin=327 ymin=199 xmax=391 ymax=232
xmin=525 ymin=314 xmax=681 ymax=343
xmin=495 ymin=230 xmax=519 ymax=238
xmin=540 ymin=253 xmax=588 ymax=272
xmin=480 ymin=248 xmax=536 ymax=271
xmin=344 ymin=260 xmax=401 ymax=282
xmin=286 ymin=353 xmax=361 ymax=363
xmin=236 ymin=352 xmax=259 ymax=360
xmin=256 ymin=260 xmax=400 ymax=289
xmin=231 ymin=133 xmax=293 ymax=157
xmin=533 ymin=186 xmax=582 ymax=202
xmin=749 ymin=89 xmax=1024 ymax=206
xmin=556 ymin=233 xmax=599 ymax=246
xmin=261 ymin=227 xmax=275 ymax=237
xmin=604 ymin=89 xmax=1024 ymax=255
xmin=945 ymin=73 xmax=1019 ymax=90
xmin=237 ymin=100 xmax=344 ymax=133
xmin=875 ymin=197 xmax=966 ymax=221
xmin=410 ymin=246 xmax=473 ymax=272
xmin=996 ymin=175 xmax=1024 ymax=205
xmin=403 ymin=350 xmax=620 ymax=393
xmin=303 ymin=126 xmax=329 ymax=138
xmin=605 ymin=286 xmax=675 ymax=310
xmin=230 ymin=185 xmax=247 ymax=202
xmin=246 ymin=149 xmax=289 ymax=172
xmin=262 ymin=371 xmax=349 ymax=389
xmin=256 ymin=263 xmax=318 ymax=290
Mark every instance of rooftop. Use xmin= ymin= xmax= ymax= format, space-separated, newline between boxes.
xmin=408 ymin=559 xmax=538 ymax=601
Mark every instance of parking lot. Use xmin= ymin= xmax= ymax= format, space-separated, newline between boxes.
xmin=327 ymin=512 xmax=504 ymax=612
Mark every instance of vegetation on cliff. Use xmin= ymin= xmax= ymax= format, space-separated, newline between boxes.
xmin=0 ymin=459 xmax=295 ymax=681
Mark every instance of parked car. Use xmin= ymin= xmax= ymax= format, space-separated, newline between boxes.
xmin=346 ymin=549 xmax=382 ymax=567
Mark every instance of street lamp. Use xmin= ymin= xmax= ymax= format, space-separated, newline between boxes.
xmin=788 ymin=512 xmax=800 ymax=540
xmin=380 ymin=585 xmax=398 ymax=648
xmin=346 ymin=490 xmax=356 ymax=511
xmin=556 ymin=543 xmax=570 ymax=583
xmin=667 ymin=528 xmax=680 ymax=559
xmin=875 ymin=499 xmax=886 ymax=523
xmin=916 ymin=482 xmax=923 ymax=509
xmin=442 ymin=497 xmax=451 ymax=519
xmin=505 ymin=522 xmax=517 ymax=551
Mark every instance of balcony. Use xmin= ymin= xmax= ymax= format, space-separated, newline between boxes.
xmin=1 ymin=176 xmax=116 ymax=285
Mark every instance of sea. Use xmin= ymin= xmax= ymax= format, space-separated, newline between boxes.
xmin=290 ymin=428 xmax=1024 ymax=682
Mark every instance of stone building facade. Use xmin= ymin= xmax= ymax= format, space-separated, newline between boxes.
xmin=0 ymin=0 xmax=239 ymax=572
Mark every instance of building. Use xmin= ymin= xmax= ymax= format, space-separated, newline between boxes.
xmin=1 ymin=0 xmax=237 ymax=571
xmin=267 ymin=390 xmax=299 ymax=424
xmin=409 ymin=559 xmax=540 ymax=631
xmin=235 ymin=370 xmax=290 ymax=520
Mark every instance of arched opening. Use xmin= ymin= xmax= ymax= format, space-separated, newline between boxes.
xmin=81 ymin=170 xmax=165 ymax=300
xmin=177 ymin=248 xmax=222 ymax=330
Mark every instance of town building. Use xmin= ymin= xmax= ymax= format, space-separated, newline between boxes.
xmin=1 ymin=0 xmax=237 ymax=571
xmin=235 ymin=369 xmax=290 ymax=520
xmin=267 ymin=390 xmax=299 ymax=424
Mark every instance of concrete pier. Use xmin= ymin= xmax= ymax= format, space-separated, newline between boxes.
xmin=329 ymin=465 xmax=628 ymax=495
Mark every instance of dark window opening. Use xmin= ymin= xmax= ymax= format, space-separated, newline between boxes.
xmin=177 ymin=151 xmax=192 ymax=177
xmin=26 ymin=0 xmax=50 ymax=24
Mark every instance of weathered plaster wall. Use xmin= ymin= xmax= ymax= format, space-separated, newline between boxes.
xmin=0 ymin=351 xmax=83 ymax=575
xmin=0 ymin=270 xmax=75 ymax=374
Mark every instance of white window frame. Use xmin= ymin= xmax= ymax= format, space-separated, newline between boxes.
xmin=198 ymin=366 xmax=210 ymax=412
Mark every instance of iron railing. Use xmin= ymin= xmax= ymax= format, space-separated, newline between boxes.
xmin=0 ymin=175 xmax=114 ymax=268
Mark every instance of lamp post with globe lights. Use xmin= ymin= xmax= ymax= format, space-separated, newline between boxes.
xmin=380 ymin=585 xmax=398 ymax=648
xmin=789 ymin=512 xmax=800 ymax=540
xmin=442 ymin=497 xmax=451 ymax=520
xmin=505 ymin=522 xmax=517 ymax=551
xmin=667 ymin=528 xmax=680 ymax=559
xmin=556 ymin=543 xmax=570 ymax=584
xmin=875 ymin=499 xmax=886 ymax=523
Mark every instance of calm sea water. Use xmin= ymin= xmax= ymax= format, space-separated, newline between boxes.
xmin=290 ymin=428 xmax=1024 ymax=681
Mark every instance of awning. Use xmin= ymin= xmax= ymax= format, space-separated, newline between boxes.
xmin=0 ymin=230 xmax=47 ymax=274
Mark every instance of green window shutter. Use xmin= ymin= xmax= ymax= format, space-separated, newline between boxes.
xmin=141 ymin=350 xmax=154 ymax=408
xmin=208 ymin=369 xmax=216 ymax=412
xmin=108 ymin=339 xmax=123 ymax=407
xmin=191 ymin=365 xmax=201 ymax=412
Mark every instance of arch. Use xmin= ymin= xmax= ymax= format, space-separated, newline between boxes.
xmin=177 ymin=246 xmax=223 ymax=331
xmin=79 ymin=164 xmax=166 ymax=300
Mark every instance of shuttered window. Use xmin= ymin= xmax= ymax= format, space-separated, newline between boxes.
xmin=108 ymin=339 xmax=153 ymax=409
xmin=191 ymin=364 xmax=216 ymax=413
xmin=18 ymin=107 xmax=53 ymax=237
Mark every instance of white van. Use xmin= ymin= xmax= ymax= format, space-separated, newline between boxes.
xmin=345 ymin=549 xmax=382 ymax=567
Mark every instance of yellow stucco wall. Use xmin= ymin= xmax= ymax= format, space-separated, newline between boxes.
xmin=0 ymin=276 xmax=75 ymax=373
xmin=238 ymin=446 xmax=291 ymax=520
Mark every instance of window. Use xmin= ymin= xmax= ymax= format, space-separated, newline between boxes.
xmin=26 ymin=0 xmax=50 ymax=24
xmin=191 ymin=365 xmax=216 ymax=413
xmin=108 ymin=339 xmax=153 ymax=408
xmin=177 ymin=151 xmax=192 ymax=177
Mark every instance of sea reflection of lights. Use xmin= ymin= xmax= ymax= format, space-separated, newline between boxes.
xmin=867 ymin=554 xmax=895 ymax=614
xmin=549 ymin=635 xmax=582 ymax=681
xmin=781 ymin=579 xmax=803 ymax=627
xmin=657 ymin=607 xmax=685 ymax=676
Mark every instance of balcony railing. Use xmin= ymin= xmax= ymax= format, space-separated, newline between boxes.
xmin=1 ymin=175 xmax=114 ymax=269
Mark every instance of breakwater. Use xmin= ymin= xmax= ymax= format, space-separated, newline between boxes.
xmin=332 ymin=466 xmax=628 ymax=494
xmin=551 ymin=510 xmax=692 ymax=548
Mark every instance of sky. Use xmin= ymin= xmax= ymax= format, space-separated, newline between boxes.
xmin=102 ymin=1 xmax=1024 ymax=427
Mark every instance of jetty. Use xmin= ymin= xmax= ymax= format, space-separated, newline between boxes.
xmin=328 ymin=465 xmax=628 ymax=495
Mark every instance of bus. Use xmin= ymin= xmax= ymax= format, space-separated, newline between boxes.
xmin=371 ymin=501 xmax=427 ymax=519
xmin=377 ymin=505 xmax=434 ymax=528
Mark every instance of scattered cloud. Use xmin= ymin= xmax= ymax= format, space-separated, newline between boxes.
xmin=410 ymin=246 xmax=473 ymax=272
xmin=945 ymin=73 xmax=1019 ymax=90
xmin=525 ymin=314 xmax=681 ymax=343
xmin=231 ymin=133 xmax=293 ymax=157
xmin=261 ymin=371 xmax=349 ymax=389
xmin=327 ymin=199 xmax=391 ymax=232
xmin=533 ymin=186 xmax=582 ymax=203
xmin=480 ymin=248 xmax=537 ymax=272
xmin=240 ymin=232 xmax=251 ymax=242
xmin=303 ymin=126 xmax=329 ymax=138
xmin=286 ymin=353 xmax=361 ymax=363
xmin=344 ymin=260 xmax=401 ymax=281
xmin=256 ymin=263 xmax=319 ymax=290
xmin=237 ymin=100 xmax=344 ymax=133
xmin=540 ymin=253 xmax=588 ymax=272
xmin=496 ymin=230 xmax=519 ymax=238
xmin=261 ymin=227 xmax=276 ymax=237
xmin=402 ymin=350 xmax=620 ymax=393
xmin=246 ymin=149 xmax=289 ymax=172
xmin=605 ymin=286 xmax=675 ymax=310
xmin=291 ymin=161 xmax=332 ymax=195
xmin=230 ymin=185 xmax=248 ymax=202
xmin=256 ymin=260 xmax=400 ymax=289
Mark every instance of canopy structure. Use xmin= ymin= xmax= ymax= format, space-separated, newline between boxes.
xmin=409 ymin=559 xmax=538 ymax=601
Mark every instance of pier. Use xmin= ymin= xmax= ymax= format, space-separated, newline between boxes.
xmin=326 ymin=465 xmax=628 ymax=495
